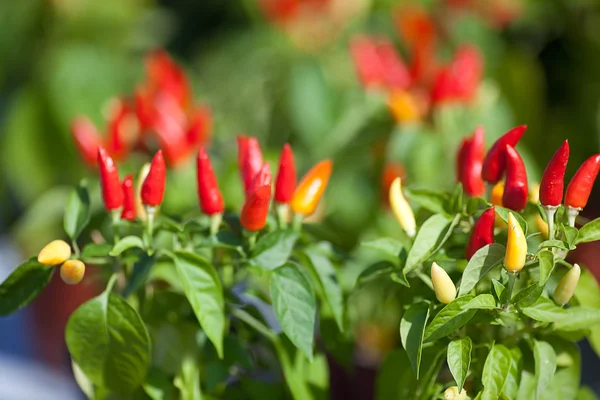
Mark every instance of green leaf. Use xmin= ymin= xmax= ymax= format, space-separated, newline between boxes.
xmin=270 ymin=264 xmax=316 ymax=361
xmin=538 ymin=240 xmax=569 ymax=252
xmin=65 ymin=276 xmax=151 ymax=394
xmin=447 ymin=337 xmax=472 ymax=389
xmin=481 ymin=344 xmax=512 ymax=399
xmin=534 ymin=340 xmax=557 ymax=398
xmin=424 ymin=296 xmax=477 ymax=342
xmin=405 ymin=214 xmax=452 ymax=273
xmin=303 ymin=247 xmax=345 ymax=331
xmin=492 ymin=279 xmax=507 ymax=304
xmin=521 ymin=297 xmax=567 ymax=322
xmin=458 ymin=244 xmax=506 ymax=296
xmin=361 ymin=238 xmax=403 ymax=260
xmin=0 ymin=258 xmax=54 ymax=316
xmin=110 ymin=235 xmax=145 ymax=256
xmin=71 ymin=360 xmax=94 ymax=398
xmin=447 ymin=183 xmax=464 ymax=214
xmin=538 ymin=251 xmax=555 ymax=285
xmin=512 ymin=283 xmax=543 ymax=308
xmin=173 ymin=251 xmax=225 ymax=358
xmin=63 ymin=181 xmax=91 ymax=241
xmin=390 ymin=270 xmax=410 ymax=287
xmin=466 ymin=294 xmax=497 ymax=310
xmin=81 ymin=243 xmax=112 ymax=260
xmin=575 ymin=219 xmax=600 ymax=244
xmin=540 ymin=341 xmax=579 ymax=400
xmin=144 ymin=367 xmax=177 ymax=400
xmin=175 ymin=355 xmax=202 ymax=400
xmin=576 ymin=387 xmax=599 ymax=400
xmin=375 ymin=349 xmax=417 ymax=400
xmin=562 ymin=225 xmax=579 ymax=248
xmin=404 ymin=188 xmax=448 ymax=214
xmin=574 ymin=268 xmax=600 ymax=357
xmin=400 ymin=302 xmax=430 ymax=378
xmin=503 ymin=347 xmax=522 ymax=399
xmin=495 ymin=206 xmax=528 ymax=235
xmin=251 ymin=230 xmax=299 ymax=270
xmin=356 ymin=261 xmax=395 ymax=287
xmin=123 ymin=254 xmax=156 ymax=297
xmin=553 ymin=307 xmax=600 ymax=332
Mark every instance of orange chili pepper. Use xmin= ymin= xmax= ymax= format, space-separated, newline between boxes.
xmin=291 ymin=160 xmax=333 ymax=216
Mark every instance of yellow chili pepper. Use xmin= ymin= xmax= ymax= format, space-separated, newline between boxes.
xmin=389 ymin=177 xmax=416 ymax=237
xmin=135 ymin=163 xmax=151 ymax=222
xmin=554 ymin=264 xmax=581 ymax=306
xmin=37 ymin=240 xmax=71 ymax=266
xmin=444 ymin=386 xmax=467 ymax=400
xmin=60 ymin=260 xmax=86 ymax=285
xmin=431 ymin=262 xmax=456 ymax=304
xmin=491 ymin=180 xmax=504 ymax=207
xmin=504 ymin=212 xmax=527 ymax=272
xmin=291 ymin=160 xmax=333 ymax=216
xmin=529 ymin=183 xmax=540 ymax=204
xmin=535 ymin=214 xmax=549 ymax=238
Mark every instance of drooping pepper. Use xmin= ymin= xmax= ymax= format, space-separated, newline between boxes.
xmin=564 ymin=154 xmax=600 ymax=227
xmin=504 ymin=212 xmax=527 ymax=273
xmin=238 ymin=136 xmax=264 ymax=195
xmin=71 ymin=117 xmax=102 ymax=166
xmin=196 ymin=147 xmax=224 ymax=216
xmin=481 ymin=125 xmax=527 ymax=184
xmin=389 ymin=177 xmax=416 ymax=237
xmin=465 ymin=207 xmax=495 ymax=260
xmin=291 ymin=160 xmax=333 ymax=216
xmin=553 ymin=264 xmax=581 ymax=306
xmin=275 ymin=144 xmax=297 ymax=204
xmin=457 ymin=126 xmax=485 ymax=197
xmin=121 ymin=175 xmax=136 ymax=221
xmin=540 ymin=140 xmax=570 ymax=207
xmin=38 ymin=240 xmax=72 ymax=266
xmin=431 ymin=262 xmax=457 ymax=304
xmin=141 ymin=150 xmax=167 ymax=207
xmin=98 ymin=147 xmax=124 ymax=211
xmin=502 ymin=145 xmax=528 ymax=211
xmin=60 ymin=260 xmax=86 ymax=285
xmin=240 ymin=185 xmax=272 ymax=232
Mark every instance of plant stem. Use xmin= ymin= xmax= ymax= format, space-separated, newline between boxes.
xmin=246 ymin=231 xmax=257 ymax=250
xmin=276 ymin=203 xmax=289 ymax=229
xmin=291 ymin=213 xmax=303 ymax=232
xmin=111 ymin=209 xmax=121 ymax=242
xmin=543 ymin=206 xmax=557 ymax=240
xmin=503 ymin=272 xmax=518 ymax=311
xmin=145 ymin=206 xmax=156 ymax=250
xmin=566 ymin=206 xmax=580 ymax=228
xmin=209 ymin=213 xmax=222 ymax=236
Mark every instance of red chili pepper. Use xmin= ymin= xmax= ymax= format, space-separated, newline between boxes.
xmin=457 ymin=126 xmax=485 ymax=197
xmin=186 ymin=106 xmax=212 ymax=148
xmin=565 ymin=154 xmax=600 ymax=209
xmin=105 ymin=99 xmax=137 ymax=161
xmin=121 ymin=175 xmax=136 ymax=221
xmin=141 ymin=150 xmax=167 ymax=207
xmin=431 ymin=45 xmax=483 ymax=104
xmin=540 ymin=140 xmax=570 ymax=207
xmin=237 ymin=135 xmax=264 ymax=195
xmin=249 ymin=163 xmax=272 ymax=194
xmin=350 ymin=36 xmax=385 ymax=89
xmin=375 ymin=39 xmax=411 ymax=90
xmin=502 ymin=145 xmax=528 ymax=211
xmin=275 ymin=144 xmax=296 ymax=204
xmin=481 ymin=125 xmax=527 ymax=184
xmin=466 ymin=207 xmax=495 ymax=260
xmin=146 ymin=50 xmax=190 ymax=108
xmin=240 ymin=185 xmax=272 ymax=231
xmin=97 ymin=147 xmax=124 ymax=211
xmin=196 ymin=147 xmax=224 ymax=215
xmin=71 ymin=117 xmax=102 ymax=166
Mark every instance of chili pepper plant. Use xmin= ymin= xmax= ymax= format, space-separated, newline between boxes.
xmin=2 ymin=126 xmax=600 ymax=399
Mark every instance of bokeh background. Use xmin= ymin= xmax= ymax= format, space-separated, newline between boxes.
xmin=2 ymin=0 xmax=600 ymax=398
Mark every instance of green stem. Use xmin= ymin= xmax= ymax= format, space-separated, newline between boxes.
xmin=291 ymin=213 xmax=303 ymax=232
xmin=209 ymin=213 xmax=222 ymax=236
xmin=276 ymin=203 xmax=289 ymax=229
xmin=246 ymin=231 xmax=258 ymax=250
xmin=503 ymin=272 xmax=518 ymax=311
xmin=111 ymin=210 xmax=121 ymax=243
xmin=145 ymin=206 xmax=156 ymax=250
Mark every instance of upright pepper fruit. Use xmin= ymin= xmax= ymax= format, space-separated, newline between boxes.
xmin=38 ymin=240 xmax=71 ymax=266
xmin=481 ymin=125 xmax=527 ymax=184
xmin=553 ymin=264 xmax=581 ymax=306
xmin=249 ymin=163 xmax=272 ymax=194
xmin=238 ymin=136 xmax=264 ymax=196
xmin=457 ymin=126 xmax=485 ymax=197
xmin=121 ymin=175 xmax=136 ymax=221
xmin=539 ymin=140 xmax=569 ymax=238
xmin=71 ymin=117 xmax=102 ymax=166
xmin=564 ymin=154 xmax=600 ymax=226
xmin=275 ymin=144 xmax=296 ymax=204
xmin=504 ymin=213 xmax=527 ymax=273
xmin=197 ymin=147 xmax=224 ymax=216
xmin=389 ymin=177 xmax=416 ymax=237
xmin=291 ymin=160 xmax=333 ymax=217
xmin=431 ymin=262 xmax=456 ymax=304
xmin=502 ymin=145 xmax=528 ymax=211
xmin=240 ymin=185 xmax=272 ymax=233
xmin=465 ymin=207 xmax=495 ymax=260
xmin=98 ymin=147 xmax=124 ymax=212
xmin=141 ymin=150 xmax=167 ymax=207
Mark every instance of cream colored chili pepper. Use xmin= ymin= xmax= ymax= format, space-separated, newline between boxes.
xmin=554 ymin=264 xmax=581 ymax=306
xmin=504 ymin=212 xmax=527 ymax=272
xmin=431 ymin=262 xmax=456 ymax=304
xmin=389 ymin=177 xmax=416 ymax=237
xmin=443 ymin=386 xmax=467 ymax=400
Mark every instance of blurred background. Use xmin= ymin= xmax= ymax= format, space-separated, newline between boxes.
xmin=2 ymin=0 xmax=600 ymax=398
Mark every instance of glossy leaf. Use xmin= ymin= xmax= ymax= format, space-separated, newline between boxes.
xmin=400 ymin=302 xmax=430 ymax=378
xmin=361 ymin=238 xmax=403 ymax=260
xmin=110 ymin=235 xmax=145 ymax=256
xmin=503 ymin=347 xmax=522 ymax=399
xmin=534 ymin=340 xmax=557 ymax=398
xmin=356 ymin=261 xmax=395 ymax=287
xmin=458 ymin=244 xmax=506 ymax=296
xmin=424 ymin=296 xmax=476 ymax=342
xmin=562 ymin=225 xmax=579 ymax=248
xmin=481 ymin=344 xmax=512 ymax=399
xmin=466 ymin=294 xmax=497 ymax=310
xmin=538 ymin=240 xmax=569 ymax=252
xmin=251 ymin=230 xmax=299 ymax=270
xmin=63 ymin=181 xmax=91 ymax=241
xmin=553 ymin=307 xmax=600 ymax=332
xmin=270 ymin=264 xmax=316 ymax=361
xmin=447 ymin=337 xmax=472 ymax=389
xmin=576 ymin=219 xmax=600 ymax=244
xmin=173 ymin=251 xmax=225 ymax=358
xmin=574 ymin=268 xmax=600 ymax=357
xmin=123 ymin=254 xmax=156 ymax=297
xmin=404 ymin=188 xmax=448 ymax=214
xmin=495 ymin=206 xmax=528 ymax=235
xmin=512 ymin=284 xmax=543 ymax=308
xmin=492 ymin=279 xmax=507 ymax=304
xmin=538 ymin=251 xmax=555 ymax=285
xmin=405 ymin=214 xmax=452 ymax=273
xmin=521 ymin=297 xmax=567 ymax=322
xmin=0 ymin=258 xmax=54 ymax=316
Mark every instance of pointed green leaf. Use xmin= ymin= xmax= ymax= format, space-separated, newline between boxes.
xmin=534 ymin=340 xmax=557 ymax=398
xmin=576 ymin=219 xmax=600 ymax=244
xmin=251 ymin=230 xmax=299 ymax=270
xmin=512 ymin=284 xmax=543 ymax=308
xmin=481 ymin=344 xmax=512 ymax=399
xmin=495 ymin=207 xmax=528 ymax=235
xmin=503 ymin=347 xmax=522 ymax=399
xmin=110 ymin=235 xmax=145 ymax=256
xmin=447 ymin=337 xmax=472 ymax=389
xmin=458 ymin=244 xmax=506 ymax=296
xmin=405 ymin=214 xmax=452 ymax=273
xmin=466 ymin=294 xmax=497 ymax=310
xmin=400 ymin=302 xmax=430 ymax=378
xmin=63 ymin=181 xmax=91 ymax=240
xmin=521 ymin=297 xmax=567 ymax=323
xmin=361 ymin=238 xmax=403 ymax=259
xmin=0 ymin=258 xmax=54 ymax=316
xmin=538 ymin=251 xmax=555 ymax=285
xmin=553 ymin=307 xmax=600 ymax=332
xmin=425 ymin=296 xmax=476 ymax=342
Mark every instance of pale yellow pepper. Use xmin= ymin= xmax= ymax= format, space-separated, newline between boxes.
xmin=505 ymin=212 xmax=527 ymax=272
xmin=554 ymin=264 xmax=581 ymax=306
xmin=389 ymin=177 xmax=416 ymax=237
xmin=444 ymin=386 xmax=467 ymax=400
xmin=38 ymin=240 xmax=71 ymax=266
xmin=431 ymin=262 xmax=456 ymax=304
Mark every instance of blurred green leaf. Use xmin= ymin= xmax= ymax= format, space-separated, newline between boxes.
xmin=0 ymin=258 xmax=54 ymax=316
xmin=64 ymin=181 xmax=91 ymax=241
xmin=400 ymin=302 xmax=430 ymax=378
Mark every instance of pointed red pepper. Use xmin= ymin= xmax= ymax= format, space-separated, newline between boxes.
xmin=196 ymin=147 xmax=224 ymax=215
xmin=466 ymin=207 xmax=495 ymax=260
xmin=481 ymin=125 xmax=527 ymax=184
xmin=540 ymin=140 xmax=570 ymax=207
xmin=249 ymin=163 xmax=272 ymax=194
xmin=350 ymin=36 xmax=385 ymax=89
xmin=121 ymin=175 xmax=136 ymax=221
xmin=141 ymin=150 xmax=167 ymax=207
xmin=375 ymin=39 xmax=411 ymax=91
xmin=275 ymin=144 xmax=297 ymax=204
xmin=97 ymin=147 xmax=124 ymax=211
xmin=502 ymin=145 xmax=528 ymax=211
xmin=72 ymin=117 xmax=103 ymax=166
xmin=457 ymin=126 xmax=485 ymax=197
xmin=431 ymin=45 xmax=483 ymax=104
xmin=565 ymin=154 xmax=600 ymax=209
xmin=240 ymin=185 xmax=272 ymax=232
xmin=237 ymin=135 xmax=264 ymax=195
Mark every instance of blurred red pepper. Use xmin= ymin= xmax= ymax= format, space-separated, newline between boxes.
xmin=121 ymin=175 xmax=136 ymax=221
xmin=502 ymin=145 xmax=528 ymax=211
xmin=141 ymin=150 xmax=167 ymax=207
xmin=540 ymin=140 xmax=570 ymax=207
xmin=275 ymin=144 xmax=297 ymax=204
xmin=186 ymin=106 xmax=212 ymax=148
xmin=196 ymin=147 xmax=224 ymax=215
xmin=431 ymin=45 xmax=483 ymax=105
xmin=291 ymin=160 xmax=333 ymax=216
xmin=249 ymin=163 xmax=272 ymax=194
xmin=466 ymin=207 xmax=495 ymax=260
xmin=374 ymin=39 xmax=411 ymax=91
xmin=240 ymin=185 xmax=272 ymax=231
xmin=238 ymin=135 xmax=264 ymax=195
xmin=481 ymin=125 xmax=527 ymax=184
xmin=146 ymin=50 xmax=190 ymax=108
xmin=565 ymin=154 xmax=600 ymax=209
xmin=457 ymin=126 xmax=485 ymax=197
xmin=97 ymin=147 xmax=124 ymax=211
xmin=104 ymin=99 xmax=139 ymax=161
xmin=71 ymin=117 xmax=102 ymax=166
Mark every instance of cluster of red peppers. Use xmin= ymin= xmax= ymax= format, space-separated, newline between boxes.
xmin=72 ymin=50 xmax=212 ymax=168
